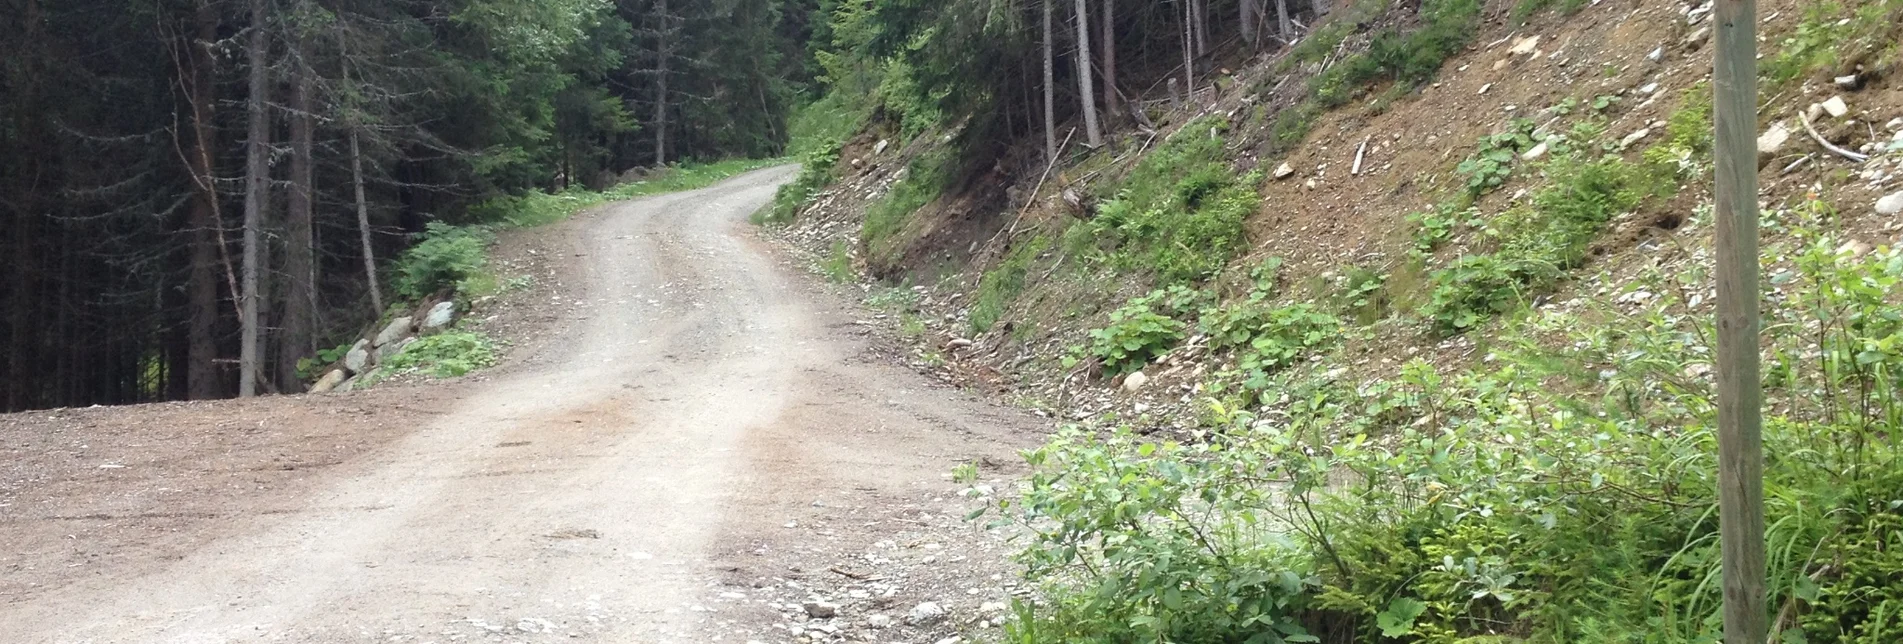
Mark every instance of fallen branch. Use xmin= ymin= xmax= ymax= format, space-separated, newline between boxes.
xmin=1799 ymin=110 xmax=1869 ymax=163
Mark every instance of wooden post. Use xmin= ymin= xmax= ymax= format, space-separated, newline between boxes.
xmin=1712 ymin=1 xmax=1766 ymax=643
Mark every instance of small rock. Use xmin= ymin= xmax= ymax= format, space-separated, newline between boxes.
xmin=1122 ymin=371 xmax=1149 ymax=393
xmin=804 ymin=601 xmax=839 ymax=619
xmin=1508 ymin=35 xmax=1541 ymax=56
xmin=980 ymin=601 xmax=1009 ymax=614
xmin=1493 ymin=58 xmax=1510 ymax=71
xmin=1836 ymin=74 xmax=1862 ymax=90
xmin=421 ymin=301 xmax=456 ymax=332
xmin=1877 ymin=191 xmax=1903 ymax=215
xmin=1647 ymin=46 xmax=1664 ymax=62
xmin=1822 ymin=96 xmax=1850 ymax=118
xmin=906 ymin=602 xmax=948 ymax=626
xmin=934 ymin=638 xmax=962 ymax=644
xmin=866 ymin=615 xmax=892 ymax=629
xmin=947 ymin=338 xmax=974 ymax=350
xmin=1478 ymin=83 xmax=1492 ymax=95
xmin=1837 ymin=240 xmax=1875 ymax=257
xmin=1273 ymin=162 xmax=1295 ymax=179
xmin=344 ymin=339 xmax=372 ymax=374
xmin=1303 ymin=178 xmax=1318 ymax=190
xmin=1619 ymin=128 xmax=1652 ymax=149
xmin=374 ymin=316 xmax=414 ymax=347
xmin=378 ymin=336 xmax=416 ymax=361
xmin=873 ymin=139 xmax=891 ymax=155
xmin=1807 ymin=103 xmax=1828 ymax=122
xmin=1683 ymin=26 xmax=1710 ymax=48
xmin=1639 ymin=82 xmax=1659 ymax=94
xmin=1757 ymin=123 xmax=1791 ymax=154
xmin=1521 ymin=141 xmax=1549 ymax=161
xmin=309 ymin=369 xmax=347 ymax=394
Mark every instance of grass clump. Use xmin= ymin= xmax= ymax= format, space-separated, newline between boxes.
xmin=1764 ymin=0 xmax=1903 ymax=85
xmin=1311 ymin=0 xmax=1482 ymax=108
xmin=1510 ymin=0 xmax=1588 ymax=24
xmin=1077 ymin=119 xmax=1259 ymax=284
xmin=1422 ymin=153 xmax=1656 ymax=334
xmin=819 ymin=240 xmax=855 ymax=283
xmin=971 ymin=236 xmax=1049 ymax=333
xmin=863 ymin=148 xmax=952 ymax=251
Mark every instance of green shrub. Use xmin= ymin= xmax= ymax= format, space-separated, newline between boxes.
xmin=1000 ymin=228 xmax=1903 ymax=643
xmin=819 ymin=240 xmax=855 ymax=283
xmin=1454 ymin=118 xmax=1538 ymax=198
xmin=1088 ymin=296 xmax=1190 ymax=376
xmin=1311 ymin=0 xmax=1481 ymax=107
xmin=379 ymin=330 xmax=498 ymax=378
xmin=1084 ymin=120 xmax=1258 ymax=284
xmin=862 ymin=148 xmax=951 ymax=250
xmin=1642 ymin=83 xmax=1714 ymax=180
xmin=392 ymin=223 xmax=493 ymax=300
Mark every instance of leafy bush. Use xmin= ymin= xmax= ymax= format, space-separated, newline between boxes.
xmin=1088 ymin=296 xmax=1190 ymax=376
xmin=379 ymin=330 xmax=498 ymax=378
xmin=1000 ymin=227 xmax=1903 ymax=643
xmin=1084 ymin=120 xmax=1258 ymax=284
xmin=1454 ymin=118 xmax=1538 ymax=198
xmin=1642 ymin=83 xmax=1714 ymax=180
xmin=393 ymin=223 xmax=493 ymax=300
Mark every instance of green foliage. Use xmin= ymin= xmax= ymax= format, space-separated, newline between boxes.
xmin=820 ymin=240 xmax=855 ymax=283
xmin=1088 ymin=294 xmax=1191 ymax=376
xmin=1002 ymin=227 xmax=1903 ymax=643
xmin=1509 ymin=0 xmax=1587 ymax=24
xmin=393 ymin=223 xmax=494 ymax=300
xmin=1081 ymin=120 xmax=1259 ymax=284
xmin=1763 ymin=0 xmax=1903 ymax=85
xmin=1455 ymin=118 xmax=1538 ymax=198
xmin=1423 ymin=154 xmax=1654 ymax=334
xmin=972 ymin=237 xmax=1048 ymax=333
xmin=1311 ymin=0 xmax=1481 ymax=108
xmin=1642 ymin=83 xmax=1714 ymax=180
xmin=378 ymin=330 xmax=500 ymax=378
xmin=863 ymin=148 xmax=951 ymax=250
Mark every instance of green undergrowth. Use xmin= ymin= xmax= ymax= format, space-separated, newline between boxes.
xmin=997 ymin=216 xmax=1903 ymax=643
xmin=375 ymin=330 xmax=500 ymax=379
xmin=972 ymin=235 xmax=1050 ymax=333
xmin=1068 ymin=118 xmax=1260 ymax=285
xmin=1764 ymin=0 xmax=1903 ymax=86
xmin=1080 ymin=273 xmax=1343 ymax=387
xmin=1311 ymin=0 xmax=1481 ymax=109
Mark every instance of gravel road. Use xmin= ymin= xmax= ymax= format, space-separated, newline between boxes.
xmin=0 ymin=166 xmax=1044 ymax=643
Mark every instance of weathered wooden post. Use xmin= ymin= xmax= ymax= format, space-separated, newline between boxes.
xmin=1712 ymin=0 xmax=1766 ymax=642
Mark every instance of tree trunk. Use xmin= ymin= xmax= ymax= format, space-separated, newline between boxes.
xmin=1182 ymin=0 xmax=1194 ymax=100
xmin=1241 ymin=0 xmax=1259 ymax=47
xmin=1192 ymin=0 xmax=1208 ymax=57
xmin=239 ymin=0 xmax=270 ymax=398
xmin=1042 ymin=0 xmax=1056 ymax=163
xmin=1276 ymin=0 xmax=1292 ymax=42
xmin=280 ymin=4 xmax=315 ymax=392
xmin=653 ymin=0 xmax=669 ymax=166
xmin=1101 ymin=0 xmax=1118 ymax=116
xmin=1073 ymin=0 xmax=1101 ymax=147
xmin=186 ymin=0 xmax=223 ymax=399
xmin=340 ymin=28 xmax=383 ymax=316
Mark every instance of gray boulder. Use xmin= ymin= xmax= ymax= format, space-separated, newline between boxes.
xmin=421 ymin=301 xmax=456 ymax=333
xmin=374 ymin=316 xmax=413 ymax=347
xmin=344 ymin=339 xmax=372 ymax=374
xmin=309 ymin=369 xmax=347 ymax=394
xmin=378 ymin=336 xmax=417 ymax=361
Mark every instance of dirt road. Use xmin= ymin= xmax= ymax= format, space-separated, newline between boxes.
xmin=0 ymin=166 xmax=1044 ymax=643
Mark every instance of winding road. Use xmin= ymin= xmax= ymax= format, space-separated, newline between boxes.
xmin=0 ymin=166 xmax=1042 ymax=643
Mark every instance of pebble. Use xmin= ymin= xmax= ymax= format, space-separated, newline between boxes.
xmin=804 ymin=601 xmax=840 ymax=619
xmin=1757 ymin=123 xmax=1791 ymax=154
xmin=1822 ymin=96 xmax=1849 ymax=118
xmin=1122 ymin=371 xmax=1149 ymax=393
xmin=1877 ymin=191 xmax=1903 ymax=216
xmin=907 ymin=601 xmax=948 ymax=626
xmin=1273 ymin=162 xmax=1295 ymax=179
xmin=866 ymin=614 xmax=892 ymax=628
xmin=1619 ymin=128 xmax=1652 ymax=149
xmin=1521 ymin=141 xmax=1549 ymax=161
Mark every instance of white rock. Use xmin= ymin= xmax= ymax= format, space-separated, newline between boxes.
xmin=1509 ymin=35 xmax=1541 ymax=56
xmin=309 ymin=369 xmax=347 ymax=394
xmin=1478 ymin=83 xmax=1492 ymax=95
xmin=1303 ymin=178 xmax=1318 ymax=190
xmin=804 ymin=601 xmax=839 ymax=619
xmin=1619 ymin=128 xmax=1652 ymax=149
xmin=1887 ymin=117 xmax=1903 ymax=132
xmin=421 ymin=301 xmax=456 ymax=331
xmin=344 ymin=339 xmax=372 ymax=374
xmin=1837 ymin=240 xmax=1875 ymax=257
xmin=1822 ymin=96 xmax=1850 ymax=118
xmin=377 ymin=336 xmax=416 ymax=361
xmin=866 ymin=614 xmax=892 ymax=629
xmin=1836 ymin=74 xmax=1861 ymax=88
xmin=1521 ymin=141 xmax=1549 ymax=161
xmin=1877 ymin=191 xmax=1903 ymax=215
xmin=1122 ymin=371 xmax=1149 ymax=393
xmin=934 ymin=638 xmax=962 ymax=644
xmin=1757 ymin=123 xmax=1791 ymax=154
xmin=1647 ymin=46 xmax=1664 ymax=62
xmin=374 ymin=316 xmax=413 ymax=347
xmin=1273 ymin=162 xmax=1295 ymax=179
xmin=873 ymin=139 xmax=890 ymax=155
xmin=906 ymin=602 xmax=948 ymax=626
xmin=1639 ymin=82 xmax=1659 ymax=94
xmin=979 ymin=601 xmax=1009 ymax=614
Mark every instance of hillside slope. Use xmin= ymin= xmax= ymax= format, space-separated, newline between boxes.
xmin=770 ymin=0 xmax=1903 ymax=640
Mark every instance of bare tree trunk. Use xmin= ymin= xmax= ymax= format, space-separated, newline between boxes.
xmin=1275 ymin=0 xmax=1292 ymax=42
xmin=280 ymin=3 xmax=315 ymax=391
xmin=1181 ymin=0 xmax=1194 ymax=101
xmin=340 ymin=26 xmax=383 ymax=316
xmin=1042 ymin=0 xmax=1056 ymax=163
xmin=239 ymin=0 xmax=269 ymax=398
xmin=1193 ymin=0 xmax=1208 ymax=57
xmin=1101 ymin=0 xmax=1118 ymax=116
xmin=184 ymin=0 xmax=223 ymax=399
xmin=653 ymin=0 xmax=670 ymax=166
xmin=1073 ymin=0 xmax=1102 ymax=147
xmin=1241 ymin=0 xmax=1259 ymax=47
